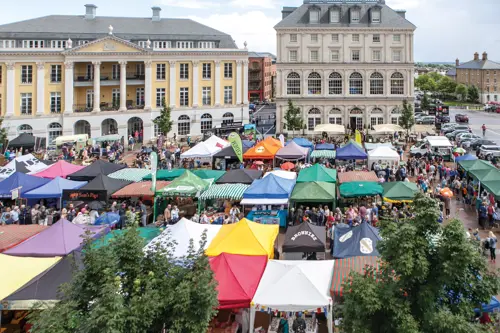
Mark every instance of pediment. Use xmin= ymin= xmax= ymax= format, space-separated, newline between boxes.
xmin=65 ymin=36 xmax=147 ymax=54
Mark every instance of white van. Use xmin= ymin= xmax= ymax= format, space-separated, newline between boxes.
xmin=410 ymin=136 xmax=453 ymax=160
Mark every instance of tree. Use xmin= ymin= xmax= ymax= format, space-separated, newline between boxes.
xmin=153 ymin=98 xmax=173 ymax=137
xmin=421 ymin=93 xmax=431 ymax=112
xmin=30 ymin=226 xmax=219 ymax=333
xmin=415 ymin=74 xmax=437 ymax=93
xmin=282 ymin=99 xmax=303 ymax=137
xmin=467 ymin=85 xmax=480 ymax=104
xmin=0 ymin=116 xmax=8 ymax=148
xmin=341 ymin=194 xmax=499 ymax=333
xmin=399 ymin=100 xmax=415 ymax=139
xmin=436 ymin=76 xmax=457 ymax=99
xmin=455 ymin=84 xmax=468 ymax=102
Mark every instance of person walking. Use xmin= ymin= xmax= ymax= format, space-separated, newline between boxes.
xmin=488 ymin=231 xmax=497 ymax=263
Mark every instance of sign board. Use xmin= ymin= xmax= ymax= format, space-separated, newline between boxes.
xmin=62 ymin=190 xmax=108 ymax=202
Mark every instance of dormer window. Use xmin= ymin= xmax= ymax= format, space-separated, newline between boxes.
xmin=350 ymin=8 xmax=360 ymax=23
xmin=310 ymin=8 xmax=320 ymax=24
xmin=330 ymin=8 xmax=340 ymax=23
xmin=371 ymin=9 xmax=381 ymax=23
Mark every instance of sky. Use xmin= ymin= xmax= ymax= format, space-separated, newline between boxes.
xmin=0 ymin=0 xmax=499 ymax=62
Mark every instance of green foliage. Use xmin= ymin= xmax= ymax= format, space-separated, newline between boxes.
xmin=399 ymin=100 xmax=415 ymax=137
xmin=29 ymin=227 xmax=219 ymax=333
xmin=455 ymin=84 xmax=468 ymax=102
xmin=467 ymin=85 xmax=480 ymax=104
xmin=415 ymin=74 xmax=437 ymax=93
xmin=421 ymin=94 xmax=431 ymax=111
xmin=341 ymin=194 xmax=499 ymax=333
xmin=283 ymin=99 xmax=303 ymax=137
xmin=0 ymin=116 xmax=7 ymax=146
xmin=437 ymin=76 xmax=457 ymax=99
xmin=153 ymin=98 xmax=173 ymax=136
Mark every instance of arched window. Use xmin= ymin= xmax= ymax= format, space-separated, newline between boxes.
xmin=329 ymin=108 xmax=342 ymax=125
xmin=201 ymin=113 xmax=213 ymax=132
xmin=18 ymin=124 xmax=33 ymax=135
xmin=308 ymin=108 xmax=321 ymax=131
xmin=287 ymin=72 xmax=301 ymax=95
xmin=153 ymin=117 xmax=163 ymax=137
xmin=349 ymin=72 xmax=363 ymax=95
xmin=391 ymin=72 xmax=404 ymax=95
xmin=391 ymin=108 xmax=401 ymax=125
xmin=328 ymin=72 xmax=342 ymax=95
xmin=370 ymin=108 xmax=384 ymax=127
xmin=48 ymin=122 xmax=62 ymax=145
xmin=370 ymin=72 xmax=384 ymax=95
xmin=74 ymin=120 xmax=91 ymax=137
xmin=308 ymin=72 xmax=321 ymax=95
xmin=178 ymin=115 xmax=190 ymax=136
xmin=222 ymin=112 xmax=234 ymax=125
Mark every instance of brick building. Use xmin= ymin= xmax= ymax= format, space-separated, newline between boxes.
xmin=248 ymin=52 xmax=274 ymax=102
xmin=455 ymin=52 xmax=500 ymax=103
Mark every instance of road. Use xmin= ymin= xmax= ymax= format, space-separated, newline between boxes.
xmin=449 ymin=108 xmax=500 ymax=145
xmin=252 ymin=104 xmax=276 ymax=136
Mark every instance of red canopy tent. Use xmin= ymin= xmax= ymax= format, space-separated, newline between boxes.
xmin=209 ymin=253 xmax=267 ymax=309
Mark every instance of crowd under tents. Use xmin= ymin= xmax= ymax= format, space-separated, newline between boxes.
xmin=199 ymin=184 xmax=249 ymax=202
xmin=67 ymin=159 xmax=126 ymax=182
xmin=156 ymin=171 xmax=209 ymax=197
xmin=0 ymin=225 xmax=48 ymax=252
xmin=0 ymin=172 xmax=50 ymax=198
xmin=143 ymin=168 xmax=186 ymax=181
xmin=282 ymin=222 xmax=326 ymax=258
xmin=367 ymin=146 xmax=401 ymax=168
xmin=333 ymin=223 xmax=381 ymax=258
xmin=205 ymin=219 xmax=279 ymax=258
xmin=3 ymin=220 xmax=107 ymax=257
xmin=336 ymin=142 xmax=367 ymax=160
xmin=209 ymin=253 xmax=267 ymax=309
xmin=275 ymin=141 xmax=309 ymax=161
xmin=339 ymin=181 xmax=383 ymax=198
xmin=330 ymin=256 xmax=380 ymax=302
xmin=111 ymin=181 xmax=170 ymax=199
xmin=0 ymin=154 xmax=49 ymax=179
xmin=382 ymin=181 xmax=419 ymax=203
xmin=263 ymin=170 xmax=297 ymax=180
xmin=145 ymin=218 xmax=221 ymax=257
xmin=33 ymin=160 xmax=85 ymax=179
xmin=23 ymin=177 xmax=87 ymax=200
xmin=0 ymin=254 xmax=61 ymax=301
xmin=2 ymin=252 xmax=83 ymax=310
xmin=75 ymin=174 xmax=132 ymax=199
xmin=7 ymin=133 xmax=45 ymax=151
xmin=249 ymin=260 xmax=335 ymax=333
xmin=181 ymin=135 xmax=229 ymax=159
xmin=297 ymin=164 xmax=337 ymax=183
xmin=241 ymin=174 xmax=296 ymax=206
xmin=108 ymin=168 xmax=152 ymax=182
xmin=215 ymin=169 xmax=263 ymax=184
xmin=338 ymin=171 xmax=378 ymax=184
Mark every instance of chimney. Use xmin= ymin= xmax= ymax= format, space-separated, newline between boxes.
xmin=456 ymin=58 xmax=459 ymax=67
xmin=482 ymin=52 xmax=488 ymax=61
xmin=474 ymin=52 xmax=479 ymax=61
xmin=395 ymin=10 xmax=406 ymax=19
xmin=152 ymin=6 xmax=161 ymax=21
xmin=85 ymin=4 xmax=97 ymax=20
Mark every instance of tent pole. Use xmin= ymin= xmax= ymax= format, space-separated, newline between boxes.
xmin=153 ymin=196 xmax=157 ymax=224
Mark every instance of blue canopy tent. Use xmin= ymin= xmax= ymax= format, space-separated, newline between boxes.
xmin=455 ymin=154 xmax=478 ymax=162
xmin=242 ymin=140 xmax=255 ymax=148
xmin=95 ymin=212 xmax=120 ymax=226
xmin=0 ymin=172 xmax=51 ymax=198
xmin=24 ymin=177 xmax=87 ymax=199
xmin=336 ymin=142 xmax=367 ymax=160
xmin=315 ymin=143 xmax=335 ymax=150
xmin=333 ymin=222 xmax=381 ymax=258
xmin=242 ymin=174 xmax=296 ymax=199
xmin=288 ymin=138 xmax=314 ymax=150
xmin=475 ymin=296 xmax=500 ymax=313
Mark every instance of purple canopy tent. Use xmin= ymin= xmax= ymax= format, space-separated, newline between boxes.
xmin=3 ymin=219 xmax=108 ymax=257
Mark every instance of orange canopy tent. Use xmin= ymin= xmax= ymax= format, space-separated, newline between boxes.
xmin=262 ymin=136 xmax=282 ymax=148
xmin=243 ymin=141 xmax=282 ymax=160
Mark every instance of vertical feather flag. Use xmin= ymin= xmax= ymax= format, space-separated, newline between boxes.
xmin=228 ymin=132 xmax=243 ymax=163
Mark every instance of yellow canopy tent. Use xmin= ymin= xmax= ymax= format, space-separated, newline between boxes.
xmin=0 ymin=254 xmax=61 ymax=300
xmin=205 ymin=218 xmax=279 ymax=259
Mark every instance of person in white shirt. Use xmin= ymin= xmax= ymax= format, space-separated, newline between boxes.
xmin=89 ymin=209 xmax=99 ymax=224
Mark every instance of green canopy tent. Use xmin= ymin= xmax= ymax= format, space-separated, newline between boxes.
xmin=199 ymin=183 xmax=249 ymax=201
xmin=469 ymin=168 xmax=500 ymax=182
xmin=143 ymin=169 xmax=187 ymax=181
xmin=156 ymin=170 xmax=210 ymax=197
xmin=93 ymin=228 xmax=161 ymax=249
xmin=310 ymin=150 xmax=336 ymax=160
xmin=290 ymin=182 xmax=336 ymax=208
xmin=339 ymin=181 xmax=383 ymax=198
xmin=191 ymin=170 xmax=226 ymax=183
xmin=296 ymin=164 xmax=337 ymax=183
xmin=481 ymin=180 xmax=500 ymax=200
xmin=109 ymin=168 xmax=152 ymax=182
xmin=381 ymin=181 xmax=419 ymax=203
xmin=458 ymin=159 xmax=496 ymax=173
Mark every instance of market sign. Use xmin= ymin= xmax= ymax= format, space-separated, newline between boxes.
xmin=62 ymin=190 xmax=107 ymax=202
xmin=291 ymin=231 xmax=318 ymax=242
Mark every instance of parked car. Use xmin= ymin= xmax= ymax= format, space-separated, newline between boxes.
xmin=446 ymin=129 xmax=469 ymax=140
xmin=437 ymin=115 xmax=450 ymax=123
xmin=441 ymin=123 xmax=458 ymax=130
xmin=455 ymin=114 xmax=469 ymax=123
xmin=443 ymin=125 xmax=470 ymax=135
xmin=456 ymin=133 xmax=481 ymax=145
xmin=465 ymin=139 xmax=497 ymax=150
xmin=479 ymin=145 xmax=500 ymax=160
xmin=416 ymin=116 xmax=436 ymax=125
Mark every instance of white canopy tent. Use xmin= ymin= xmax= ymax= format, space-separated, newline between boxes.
xmin=372 ymin=124 xmax=404 ymax=133
xmin=180 ymin=135 xmax=229 ymax=159
xmin=249 ymin=260 xmax=335 ymax=333
xmin=263 ymin=170 xmax=297 ymax=180
xmin=314 ymin=124 xmax=345 ymax=134
xmin=144 ymin=218 xmax=221 ymax=257
xmin=0 ymin=154 xmax=49 ymax=179
xmin=368 ymin=146 xmax=401 ymax=168
xmin=240 ymin=198 xmax=289 ymax=206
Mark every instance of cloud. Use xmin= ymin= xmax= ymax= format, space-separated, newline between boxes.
xmin=188 ymin=11 xmax=280 ymax=53
xmin=161 ymin=0 xmax=219 ymax=9
xmin=229 ymin=0 xmax=278 ymax=9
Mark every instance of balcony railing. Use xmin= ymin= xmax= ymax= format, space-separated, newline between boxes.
xmin=74 ymin=72 xmax=145 ymax=82
xmin=74 ymin=104 xmax=93 ymax=113
xmin=73 ymin=102 xmax=145 ymax=112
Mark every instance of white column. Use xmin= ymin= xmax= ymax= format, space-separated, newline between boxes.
xmin=119 ymin=61 xmax=127 ymax=111
xmin=214 ymin=60 xmax=221 ymax=106
xmin=169 ymin=61 xmax=176 ymax=108
xmin=144 ymin=61 xmax=152 ymax=110
xmin=243 ymin=60 xmax=249 ymax=104
xmin=192 ymin=61 xmax=199 ymax=108
xmin=276 ymin=69 xmax=282 ymax=98
xmin=64 ymin=61 xmax=74 ymax=113
xmin=36 ymin=62 xmax=45 ymax=115
xmin=236 ymin=60 xmax=243 ymax=105
xmin=93 ymin=61 xmax=101 ymax=112
xmin=6 ymin=62 xmax=15 ymax=116
xmin=323 ymin=69 xmax=328 ymax=97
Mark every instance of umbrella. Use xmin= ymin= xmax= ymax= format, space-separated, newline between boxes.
xmin=440 ymin=187 xmax=453 ymax=198
xmin=88 ymin=201 xmax=104 ymax=210
xmin=453 ymin=147 xmax=466 ymax=154
xmin=280 ymin=162 xmax=295 ymax=171
xmin=94 ymin=212 xmax=120 ymax=226
xmin=254 ymin=161 xmax=264 ymax=165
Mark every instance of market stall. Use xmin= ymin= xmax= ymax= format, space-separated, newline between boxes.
xmin=0 ymin=172 xmax=50 ymax=199
xmin=23 ymin=177 xmax=87 ymax=206
xmin=181 ymin=135 xmax=229 ymax=160
xmin=275 ymin=141 xmax=309 ymax=161
xmin=212 ymin=145 xmax=249 ymax=171
xmin=297 ymin=164 xmax=337 ymax=183
xmin=246 ymin=210 xmax=288 ymax=227
xmin=192 ymin=169 xmax=226 ymax=183
xmin=310 ymin=150 xmax=336 ymax=160
xmin=335 ymin=142 xmax=367 ymax=161
xmin=282 ymin=222 xmax=326 ymax=260
xmin=63 ymin=174 xmax=132 ymax=203
xmin=290 ymin=182 xmax=336 ymax=210
xmin=3 ymin=219 xmax=108 ymax=257
xmin=314 ymin=123 xmax=345 ymax=134
xmin=337 ymin=171 xmax=378 ymax=184
xmin=0 ymin=225 xmax=48 ymax=253
xmin=143 ymin=168 xmax=186 ymax=181
xmin=205 ymin=218 xmax=279 ymax=258
xmin=289 ymin=138 xmax=314 ymax=151
xmin=111 ymin=181 xmax=170 ymax=200
xmin=381 ymin=181 xmax=419 ymax=203
xmin=454 ymin=153 xmax=477 ymax=162
xmin=338 ymin=181 xmax=383 ymax=199
xmin=199 ymin=183 xmax=249 ymax=216
xmin=240 ymin=174 xmax=296 ymax=207
xmin=145 ymin=218 xmax=221 ymax=257
xmin=7 ymin=133 xmax=45 ymax=151
xmin=209 ymin=253 xmax=268 ymax=309
xmin=108 ymin=168 xmax=152 ymax=182
xmin=330 ymin=256 xmax=380 ymax=302
xmin=0 ymin=154 xmax=49 ymax=179
xmin=243 ymin=137 xmax=282 ymax=162
xmin=67 ymin=159 xmax=126 ymax=182
xmin=367 ymin=146 xmax=400 ymax=169
xmin=32 ymin=160 xmax=86 ymax=179
xmin=364 ymin=143 xmax=395 ymax=151
xmin=216 ymin=169 xmax=263 ymax=184
xmin=249 ymin=260 xmax=335 ymax=333
xmin=263 ymin=170 xmax=297 ymax=180
xmin=333 ymin=222 xmax=381 ymax=258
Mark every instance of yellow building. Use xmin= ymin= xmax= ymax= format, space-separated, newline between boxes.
xmin=0 ymin=5 xmax=249 ymax=144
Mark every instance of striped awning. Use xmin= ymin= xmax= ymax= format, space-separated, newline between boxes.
xmin=330 ymin=256 xmax=380 ymax=300
xmin=311 ymin=150 xmax=336 ymax=159
xmin=108 ymin=168 xmax=152 ymax=182
xmin=199 ymin=184 xmax=250 ymax=201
